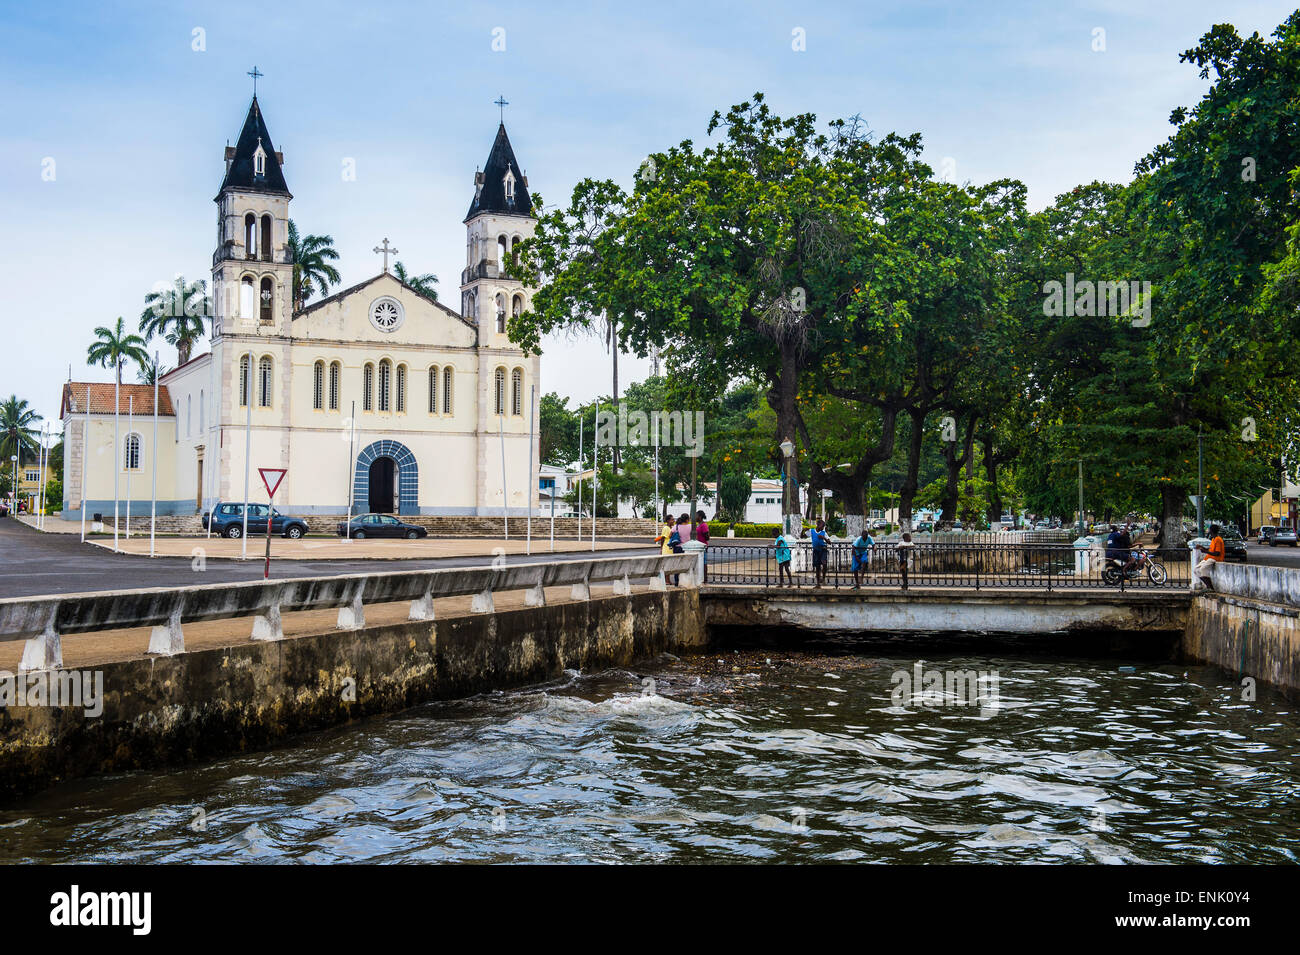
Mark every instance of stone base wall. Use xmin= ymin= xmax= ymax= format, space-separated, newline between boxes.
xmin=1182 ymin=562 xmax=1300 ymax=695
xmin=0 ymin=589 xmax=704 ymax=802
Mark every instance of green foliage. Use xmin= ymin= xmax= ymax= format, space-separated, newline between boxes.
xmin=287 ymin=220 xmax=341 ymax=310
xmin=717 ymin=471 xmax=752 ymax=522
xmin=87 ymin=318 xmax=149 ymax=383
xmin=139 ymin=276 xmax=210 ymax=365
xmin=1 ymin=396 xmax=42 ymax=465
xmin=393 ymin=261 xmax=438 ymax=302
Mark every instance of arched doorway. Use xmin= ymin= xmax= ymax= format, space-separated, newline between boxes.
xmin=353 ymin=440 xmax=419 ymax=515
xmin=368 ymin=457 xmax=396 ymax=513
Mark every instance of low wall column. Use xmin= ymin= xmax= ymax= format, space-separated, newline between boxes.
xmin=18 ymin=606 xmax=61 ymax=672
xmin=147 ymin=594 xmax=186 ymax=655
xmin=251 ymin=585 xmax=286 ymax=641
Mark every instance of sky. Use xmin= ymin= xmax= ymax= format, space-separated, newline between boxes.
xmin=2 ymin=0 xmax=1297 ymax=435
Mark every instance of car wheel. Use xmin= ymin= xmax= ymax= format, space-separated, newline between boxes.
xmin=285 ymin=526 xmax=303 ymax=539
xmin=406 ymin=530 xmax=418 ymax=539
xmin=225 ymin=525 xmax=242 ymax=539
xmin=353 ymin=530 xmax=366 ymax=540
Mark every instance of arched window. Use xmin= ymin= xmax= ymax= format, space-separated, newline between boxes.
xmin=240 ymin=276 xmax=255 ymax=319
xmin=259 ymin=277 xmax=274 ymax=324
xmin=396 ymin=364 xmax=407 ymax=413
xmin=378 ymin=359 xmax=392 ymax=412
xmin=312 ymin=361 xmax=324 ymax=410
xmin=260 ymin=214 xmax=272 ymax=261
xmin=443 ymin=366 xmax=453 ymax=415
xmin=244 ymin=213 xmax=256 ymax=259
xmin=328 ymin=362 xmax=340 ymax=410
xmin=238 ymin=354 xmax=251 ymax=406
xmin=428 ymin=365 xmax=439 ymax=414
xmin=497 ymin=234 xmax=508 ymax=270
xmin=495 ymin=293 xmax=506 ymax=334
xmin=258 ymin=356 xmax=273 ymax=407
xmin=363 ymin=363 xmax=374 ymax=412
xmin=123 ymin=433 xmax=142 ymax=471
xmin=512 ymin=294 xmax=524 ymax=319
xmin=511 ymin=368 xmax=523 ymax=416
xmin=494 ymin=367 xmax=506 ymax=416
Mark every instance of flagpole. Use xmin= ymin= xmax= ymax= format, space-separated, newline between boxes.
xmin=126 ymin=394 xmax=133 ymax=540
xmin=80 ymin=386 xmax=89 ymax=542
xmin=499 ymin=414 xmax=509 ymax=541
xmin=242 ymin=350 xmax=252 ymax=558
xmin=113 ymin=364 xmax=120 ymax=553
xmin=346 ymin=400 xmax=356 ymax=541
xmin=577 ymin=415 xmax=583 ymax=542
xmin=591 ymin=406 xmax=598 ymax=552
xmin=150 ymin=351 xmax=159 ymax=557
xmin=526 ymin=385 xmax=534 ymax=556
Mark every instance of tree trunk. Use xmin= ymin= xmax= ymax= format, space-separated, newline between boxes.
xmin=984 ymin=440 xmax=1002 ymax=525
xmin=898 ymin=408 xmax=926 ymax=532
xmin=1159 ymin=485 xmax=1187 ymax=549
xmin=769 ymin=349 xmax=802 ymax=537
xmin=609 ymin=315 xmax=621 ymax=473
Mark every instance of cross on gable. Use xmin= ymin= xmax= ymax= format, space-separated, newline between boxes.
xmin=494 ymin=95 xmax=509 ymax=123
xmin=248 ymin=66 xmax=263 ymax=97
xmin=373 ymin=238 xmax=398 ymax=273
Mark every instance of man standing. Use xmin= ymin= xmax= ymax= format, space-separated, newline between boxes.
xmin=809 ymin=518 xmax=829 ymax=587
xmin=1193 ymin=524 xmax=1226 ymax=592
xmin=851 ymin=527 xmax=874 ymax=588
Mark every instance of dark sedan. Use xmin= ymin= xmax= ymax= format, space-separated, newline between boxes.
xmin=1221 ymin=528 xmax=1249 ymax=562
xmin=335 ymin=513 xmax=428 ymax=539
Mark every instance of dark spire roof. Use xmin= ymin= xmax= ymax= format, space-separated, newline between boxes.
xmin=218 ymin=97 xmax=291 ymax=197
xmin=465 ymin=123 xmax=532 ymax=220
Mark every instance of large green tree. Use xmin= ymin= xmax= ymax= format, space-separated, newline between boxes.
xmin=287 ymin=220 xmax=341 ymax=310
xmin=87 ymin=317 xmax=149 ymax=384
xmin=139 ymin=276 xmax=210 ymax=365
xmin=1 ymin=396 xmax=42 ymax=466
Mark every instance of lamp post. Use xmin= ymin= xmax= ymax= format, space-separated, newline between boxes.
xmin=780 ymin=438 xmax=795 ymax=537
xmin=9 ymin=455 xmax=16 ymax=516
xmin=1196 ymin=429 xmax=1205 ymax=537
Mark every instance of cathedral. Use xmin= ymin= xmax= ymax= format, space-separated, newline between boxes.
xmin=62 ymin=96 xmax=541 ymax=519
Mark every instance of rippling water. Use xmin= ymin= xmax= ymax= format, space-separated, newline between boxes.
xmin=2 ymin=642 xmax=1296 ymax=864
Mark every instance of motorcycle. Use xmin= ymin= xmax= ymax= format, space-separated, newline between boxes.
xmin=1102 ymin=549 xmax=1168 ymax=585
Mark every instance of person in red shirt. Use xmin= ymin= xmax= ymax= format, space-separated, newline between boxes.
xmin=1193 ymin=523 xmax=1225 ymax=592
xmin=694 ymin=510 xmax=710 ymax=582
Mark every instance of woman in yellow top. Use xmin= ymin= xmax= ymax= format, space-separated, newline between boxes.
xmin=657 ymin=518 xmax=674 ymax=555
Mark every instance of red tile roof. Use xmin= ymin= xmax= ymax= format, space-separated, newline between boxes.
xmin=61 ymin=382 xmax=175 ymax=418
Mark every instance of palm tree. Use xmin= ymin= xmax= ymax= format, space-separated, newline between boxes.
xmin=393 ymin=261 xmax=439 ymax=302
xmin=87 ymin=318 xmax=149 ymax=384
xmin=287 ymin=220 xmax=341 ymax=311
xmin=0 ymin=396 xmax=42 ymax=466
xmin=140 ymin=276 xmax=210 ymax=365
xmin=136 ymin=356 xmax=171 ymax=385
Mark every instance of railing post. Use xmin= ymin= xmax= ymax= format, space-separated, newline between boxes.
xmin=524 ymin=582 xmax=547 ymax=606
xmin=470 ymin=586 xmax=495 ymax=613
xmin=18 ymin=605 xmax=61 ymax=672
xmin=337 ymin=579 xmax=366 ymax=630
xmin=251 ymin=585 xmax=285 ymax=641
xmin=409 ymin=580 xmax=435 ymax=621
xmin=148 ymin=597 xmax=186 ymax=655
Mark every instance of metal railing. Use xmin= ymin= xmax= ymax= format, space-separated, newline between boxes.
xmin=704 ymin=541 xmax=1191 ymax=591
xmin=0 ymin=553 xmax=701 ymax=672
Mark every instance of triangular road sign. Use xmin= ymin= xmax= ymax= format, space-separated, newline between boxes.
xmin=259 ymin=467 xmax=288 ymax=499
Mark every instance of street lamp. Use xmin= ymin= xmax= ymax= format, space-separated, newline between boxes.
xmin=9 ymin=454 xmax=16 ymax=515
xmin=780 ymin=438 xmax=795 ymax=536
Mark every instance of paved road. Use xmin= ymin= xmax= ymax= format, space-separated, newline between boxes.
xmin=0 ymin=517 xmax=658 ymax=599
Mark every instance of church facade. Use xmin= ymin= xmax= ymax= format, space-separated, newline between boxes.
xmin=62 ymin=97 xmax=541 ymax=519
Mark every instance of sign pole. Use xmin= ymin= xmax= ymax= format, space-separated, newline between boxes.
xmin=126 ymin=394 xmax=133 ymax=540
xmin=499 ymin=415 xmax=509 ymax=541
xmin=346 ymin=400 xmax=356 ymax=541
xmin=258 ymin=468 xmax=287 ymax=579
xmin=591 ymin=406 xmax=598 ymax=552
xmin=80 ymin=386 xmax=89 ymax=542
xmin=526 ymin=385 xmax=534 ymax=555
xmin=577 ymin=415 xmax=583 ymax=542
xmin=113 ymin=365 xmax=120 ymax=553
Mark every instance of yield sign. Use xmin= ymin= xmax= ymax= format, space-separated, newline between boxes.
xmin=259 ymin=467 xmax=288 ymax=499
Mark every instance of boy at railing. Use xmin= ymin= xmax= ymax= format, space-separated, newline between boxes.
xmin=851 ymin=528 xmax=874 ymax=588
xmin=774 ymin=533 xmax=793 ymax=586
xmin=898 ymin=532 xmax=914 ymax=591
xmin=809 ymin=519 xmax=830 ymax=587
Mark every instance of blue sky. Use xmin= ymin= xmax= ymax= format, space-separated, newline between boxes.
xmin=2 ymin=0 xmax=1296 ymax=432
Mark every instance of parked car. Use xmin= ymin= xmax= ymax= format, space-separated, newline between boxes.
xmin=1270 ymin=527 xmax=1298 ymax=547
xmin=1221 ymin=528 xmax=1249 ymax=562
xmin=203 ymin=502 xmax=309 ymax=539
xmin=336 ymin=513 xmax=428 ymax=539
xmin=870 ymin=519 xmax=889 ymax=531
xmin=1257 ymin=525 xmax=1277 ymax=545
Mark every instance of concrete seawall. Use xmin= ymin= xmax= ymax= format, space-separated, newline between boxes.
xmin=1184 ymin=563 xmax=1300 ymax=695
xmin=0 ymin=588 xmax=703 ymax=803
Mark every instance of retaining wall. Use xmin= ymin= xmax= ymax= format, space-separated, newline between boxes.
xmin=1183 ymin=562 xmax=1300 ymax=694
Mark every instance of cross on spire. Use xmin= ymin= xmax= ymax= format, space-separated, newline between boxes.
xmin=248 ymin=65 xmax=263 ymax=97
xmin=373 ymin=238 xmax=398 ymax=273
xmin=494 ymin=95 xmax=509 ymax=124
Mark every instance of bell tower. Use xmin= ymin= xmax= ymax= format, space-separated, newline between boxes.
xmin=460 ymin=120 xmax=535 ymax=341
xmin=212 ymin=95 xmax=294 ymax=340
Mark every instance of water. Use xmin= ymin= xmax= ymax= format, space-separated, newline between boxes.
xmin=1 ymin=641 xmax=1296 ymax=864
